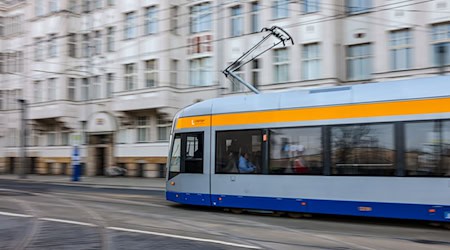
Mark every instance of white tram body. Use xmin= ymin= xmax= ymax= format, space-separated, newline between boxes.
xmin=166 ymin=76 xmax=450 ymax=222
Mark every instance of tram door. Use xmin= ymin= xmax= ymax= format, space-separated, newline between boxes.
xmin=167 ymin=131 xmax=211 ymax=206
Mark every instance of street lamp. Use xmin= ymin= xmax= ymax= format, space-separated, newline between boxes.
xmin=17 ymin=99 xmax=27 ymax=179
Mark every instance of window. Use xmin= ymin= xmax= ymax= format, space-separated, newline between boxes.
xmin=68 ymin=33 xmax=77 ymax=57
xmin=34 ymin=81 xmax=42 ymax=103
xmin=94 ymin=31 xmax=101 ymax=55
xmin=269 ymin=127 xmax=322 ymax=174
xmin=82 ymin=34 xmax=90 ymax=58
xmin=347 ymin=0 xmax=371 ymax=14
xmin=431 ymin=23 xmax=450 ymax=66
xmin=49 ymin=0 xmax=58 ymax=13
xmin=124 ymin=63 xmax=136 ymax=90
xmin=35 ymin=0 xmax=44 ymax=16
xmin=303 ymin=0 xmax=319 ymax=13
xmin=106 ymin=73 xmax=113 ymax=98
xmin=302 ymin=43 xmax=321 ymax=80
xmin=69 ymin=0 xmax=78 ymax=13
xmin=0 ymin=53 xmax=4 ymax=73
xmin=91 ymin=75 xmax=100 ymax=99
xmin=230 ymin=5 xmax=243 ymax=37
xmin=189 ymin=57 xmax=212 ymax=86
xmin=170 ymin=6 xmax=178 ymax=34
xmin=0 ymin=17 xmax=3 ymax=37
xmin=117 ymin=128 xmax=127 ymax=144
xmin=82 ymin=0 xmax=91 ymax=12
xmin=95 ymin=0 xmax=102 ymax=9
xmin=390 ymin=29 xmax=412 ymax=70
xmin=124 ymin=12 xmax=137 ymax=39
xmin=144 ymin=59 xmax=158 ymax=87
xmin=82 ymin=78 xmax=89 ymax=101
xmin=136 ymin=116 xmax=150 ymax=142
xmin=190 ymin=2 xmax=212 ymax=33
xmin=169 ymin=132 xmax=204 ymax=179
xmin=0 ymin=90 xmax=3 ymax=110
xmin=231 ymin=64 xmax=245 ymax=92
xmin=17 ymin=51 xmax=23 ymax=73
xmin=157 ymin=115 xmax=170 ymax=141
xmin=273 ymin=0 xmax=289 ymax=19
xmin=273 ymin=48 xmax=289 ymax=83
xmin=35 ymin=38 xmax=44 ymax=61
xmin=251 ymin=59 xmax=261 ymax=87
xmin=347 ymin=43 xmax=371 ymax=81
xmin=107 ymin=0 xmax=114 ymax=6
xmin=251 ymin=2 xmax=260 ymax=33
xmin=47 ymin=78 xmax=56 ymax=101
xmin=47 ymin=131 xmax=56 ymax=146
xmin=68 ymin=78 xmax=76 ymax=101
xmin=106 ymin=27 xmax=114 ymax=52
xmin=331 ymin=123 xmax=395 ymax=176
xmin=405 ymin=121 xmax=450 ymax=177
xmin=61 ymin=132 xmax=70 ymax=146
xmin=216 ymin=130 xmax=262 ymax=174
xmin=145 ymin=6 xmax=158 ymax=35
xmin=48 ymin=34 xmax=57 ymax=58
xmin=170 ymin=59 xmax=178 ymax=86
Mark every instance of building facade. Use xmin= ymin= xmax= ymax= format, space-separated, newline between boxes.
xmin=0 ymin=0 xmax=449 ymax=177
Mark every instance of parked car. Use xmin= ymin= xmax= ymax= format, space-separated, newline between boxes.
xmin=106 ymin=166 xmax=127 ymax=177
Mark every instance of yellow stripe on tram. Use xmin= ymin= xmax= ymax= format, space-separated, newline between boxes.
xmin=176 ymin=97 xmax=450 ymax=129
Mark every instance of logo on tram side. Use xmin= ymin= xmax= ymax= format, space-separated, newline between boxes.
xmin=445 ymin=211 xmax=450 ymax=220
xmin=191 ymin=118 xmax=206 ymax=126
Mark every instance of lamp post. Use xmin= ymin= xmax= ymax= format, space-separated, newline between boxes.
xmin=17 ymin=99 xmax=27 ymax=179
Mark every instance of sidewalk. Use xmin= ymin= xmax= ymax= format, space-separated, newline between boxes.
xmin=0 ymin=174 xmax=165 ymax=190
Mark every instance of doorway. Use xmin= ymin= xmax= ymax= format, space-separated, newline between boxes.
xmin=96 ymin=147 xmax=106 ymax=176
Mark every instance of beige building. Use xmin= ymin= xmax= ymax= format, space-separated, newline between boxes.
xmin=1 ymin=0 xmax=449 ymax=177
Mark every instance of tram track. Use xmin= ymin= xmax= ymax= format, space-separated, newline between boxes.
xmin=0 ymin=188 xmax=110 ymax=250
xmin=34 ymin=192 xmax=111 ymax=250
xmin=0 ymin=189 xmax=42 ymax=250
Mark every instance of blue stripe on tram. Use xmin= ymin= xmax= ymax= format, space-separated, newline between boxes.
xmin=166 ymin=191 xmax=450 ymax=222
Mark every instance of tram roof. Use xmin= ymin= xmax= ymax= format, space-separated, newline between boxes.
xmin=180 ymin=75 xmax=450 ymax=117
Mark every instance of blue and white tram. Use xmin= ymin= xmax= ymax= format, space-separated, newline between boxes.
xmin=166 ymin=76 xmax=450 ymax=222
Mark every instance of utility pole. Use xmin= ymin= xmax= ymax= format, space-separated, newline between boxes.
xmin=18 ymin=99 xmax=27 ymax=179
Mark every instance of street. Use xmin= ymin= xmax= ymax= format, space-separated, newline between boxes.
xmin=0 ymin=180 xmax=448 ymax=250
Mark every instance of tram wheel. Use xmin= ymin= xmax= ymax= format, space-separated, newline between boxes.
xmin=230 ymin=208 xmax=244 ymax=214
xmin=287 ymin=212 xmax=303 ymax=218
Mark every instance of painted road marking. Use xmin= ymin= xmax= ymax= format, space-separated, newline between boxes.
xmin=39 ymin=218 xmax=96 ymax=227
xmin=0 ymin=211 xmax=33 ymax=218
xmin=0 ymin=210 xmax=261 ymax=249
xmin=107 ymin=226 xmax=261 ymax=249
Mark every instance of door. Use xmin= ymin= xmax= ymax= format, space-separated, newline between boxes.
xmin=166 ymin=131 xmax=211 ymax=206
xmin=96 ymin=147 xmax=106 ymax=176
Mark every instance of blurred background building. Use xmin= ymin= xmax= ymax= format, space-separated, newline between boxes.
xmin=0 ymin=0 xmax=449 ymax=177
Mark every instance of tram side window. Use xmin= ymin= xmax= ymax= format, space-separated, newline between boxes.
xmin=331 ymin=123 xmax=395 ymax=176
xmin=405 ymin=121 xmax=449 ymax=176
xmin=216 ymin=130 xmax=262 ymax=174
xmin=184 ymin=133 xmax=204 ymax=173
xmin=269 ymin=127 xmax=322 ymax=175
xmin=168 ymin=135 xmax=181 ymax=179
xmin=168 ymin=133 xmax=203 ymax=179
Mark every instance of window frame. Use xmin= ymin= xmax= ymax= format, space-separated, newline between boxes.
xmin=273 ymin=48 xmax=289 ymax=83
xmin=144 ymin=5 xmax=158 ymax=35
xmin=168 ymin=132 xmax=204 ymax=179
xmin=389 ymin=29 xmax=412 ymax=70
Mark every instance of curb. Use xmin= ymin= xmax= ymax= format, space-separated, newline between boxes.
xmin=0 ymin=177 xmax=165 ymax=191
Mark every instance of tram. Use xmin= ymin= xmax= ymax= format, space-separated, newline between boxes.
xmin=166 ymin=75 xmax=450 ymax=222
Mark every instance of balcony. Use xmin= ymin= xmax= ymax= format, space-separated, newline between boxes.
xmin=29 ymin=101 xmax=77 ymax=121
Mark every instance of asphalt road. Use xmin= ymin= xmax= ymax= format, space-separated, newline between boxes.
xmin=0 ymin=180 xmax=448 ymax=250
